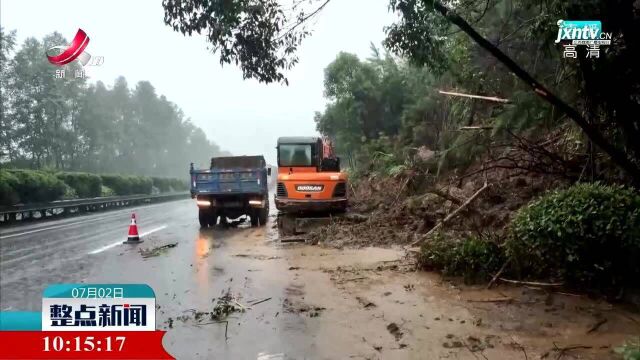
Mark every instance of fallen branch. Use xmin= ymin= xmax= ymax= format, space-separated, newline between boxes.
xmin=195 ymin=320 xmax=229 ymax=340
xmin=467 ymin=297 xmax=513 ymax=303
xmin=498 ymin=278 xmax=563 ymax=287
xmin=586 ymin=318 xmax=607 ymax=334
xmin=438 ymin=90 xmax=511 ymax=103
xmin=248 ymin=297 xmax=272 ymax=306
xmin=550 ymin=343 xmax=592 ymax=360
xmin=407 ymin=181 xmax=490 ymax=248
xmin=459 ymin=126 xmax=495 ymax=131
xmin=393 ymin=177 xmax=411 ymax=205
xmin=427 ymin=187 xmax=462 ymax=205
xmin=487 ymin=260 xmax=510 ymax=289
xmin=232 ymin=299 xmax=250 ymax=311
xmin=508 ymin=337 xmax=528 ymax=360
xmin=339 ymin=277 xmax=367 ymax=283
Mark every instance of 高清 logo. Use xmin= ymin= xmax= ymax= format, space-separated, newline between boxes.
xmin=46 ymin=28 xmax=104 ymax=67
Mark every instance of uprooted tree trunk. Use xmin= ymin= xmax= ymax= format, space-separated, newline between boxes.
xmin=432 ymin=1 xmax=640 ymax=184
xmin=407 ymin=181 xmax=491 ymax=249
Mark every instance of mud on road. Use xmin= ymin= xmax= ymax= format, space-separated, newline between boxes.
xmin=1 ymin=199 xmax=638 ymax=359
xmin=161 ymin=222 xmax=639 ymax=359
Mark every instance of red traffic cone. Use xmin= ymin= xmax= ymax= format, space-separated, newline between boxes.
xmin=123 ymin=213 xmax=143 ymax=244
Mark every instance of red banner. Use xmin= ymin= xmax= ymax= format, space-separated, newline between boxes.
xmin=0 ymin=331 xmax=173 ymax=359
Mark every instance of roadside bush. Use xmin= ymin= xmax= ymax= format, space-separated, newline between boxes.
xmin=615 ymin=337 xmax=640 ymax=360
xmin=101 ymin=186 xmax=116 ymax=197
xmin=169 ymin=178 xmax=187 ymax=191
xmin=62 ymin=184 xmax=78 ymax=200
xmin=152 ymin=177 xmax=188 ymax=192
xmin=56 ymin=172 xmax=102 ymax=198
xmin=100 ymin=175 xmax=130 ymax=195
xmin=0 ymin=170 xmax=20 ymax=205
xmin=419 ymin=233 xmax=505 ymax=283
xmin=4 ymin=169 xmax=66 ymax=203
xmin=130 ymin=176 xmax=152 ymax=195
xmin=506 ymin=183 xmax=640 ymax=290
xmin=152 ymin=177 xmax=172 ymax=193
xmin=100 ymin=175 xmax=152 ymax=195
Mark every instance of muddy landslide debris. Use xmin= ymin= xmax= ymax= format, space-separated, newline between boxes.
xmin=307 ymin=169 xmax=562 ymax=249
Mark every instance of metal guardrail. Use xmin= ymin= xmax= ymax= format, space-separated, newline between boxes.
xmin=0 ymin=192 xmax=190 ymax=225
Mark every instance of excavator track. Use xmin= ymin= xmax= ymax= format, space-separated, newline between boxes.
xmin=276 ymin=212 xmax=336 ymax=240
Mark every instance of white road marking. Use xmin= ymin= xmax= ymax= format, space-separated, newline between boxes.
xmin=88 ymin=225 xmax=168 ymax=255
xmin=0 ymin=216 xmax=110 ymax=239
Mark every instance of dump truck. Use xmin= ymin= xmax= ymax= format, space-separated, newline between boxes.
xmin=274 ymin=136 xmax=348 ymax=234
xmin=190 ymin=156 xmax=270 ymax=228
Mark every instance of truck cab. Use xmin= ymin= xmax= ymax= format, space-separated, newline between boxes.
xmin=190 ymin=156 xmax=270 ymax=227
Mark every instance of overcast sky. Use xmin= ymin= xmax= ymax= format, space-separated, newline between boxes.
xmin=1 ymin=0 xmax=395 ymax=164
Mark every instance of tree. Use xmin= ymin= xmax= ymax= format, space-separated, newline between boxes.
xmin=162 ymin=0 xmax=331 ymax=84
xmin=0 ymin=28 xmax=17 ymax=163
xmin=1 ymin=31 xmax=230 ymax=177
xmin=162 ymin=0 xmax=640 ymax=183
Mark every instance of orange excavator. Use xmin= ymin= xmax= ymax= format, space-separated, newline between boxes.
xmin=274 ymin=136 xmax=348 ymax=235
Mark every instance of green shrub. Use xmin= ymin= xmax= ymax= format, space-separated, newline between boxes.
xmin=100 ymin=175 xmax=130 ymax=195
xmin=169 ymin=178 xmax=187 ymax=191
xmin=152 ymin=177 xmax=187 ymax=192
xmin=419 ymin=233 xmax=505 ymax=283
xmin=5 ymin=169 xmax=66 ymax=203
xmin=506 ymin=183 xmax=640 ymax=290
xmin=101 ymin=185 xmax=116 ymax=197
xmin=100 ymin=174 xmax=152 ymax=195
xmin=62 ymin=184 xmax=78 ymax=200
xmin=152 ymin=177 xmax=172 ymax=192
xmin=615 ymin=337 xmax=640 ymax=360
xmin=129 ymin=176 xmax=152 ymax=195
xmin=0 ymin=170 xmax=20 ymax=205
xmin=56 ymin=172 xmax=102 ymax=198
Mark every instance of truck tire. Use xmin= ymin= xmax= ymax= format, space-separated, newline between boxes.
xmin=250 ymin=211 xmax=259 ymax=227
xmin=208 ymin=210 xmax=218 ymax=227
xmin=198 ymin=209 xmax=210 ymax=228
xmin=250 ymin=207 xmax=268 ymax=227
xmin=258 ymin=207 xmax=268 ymax=226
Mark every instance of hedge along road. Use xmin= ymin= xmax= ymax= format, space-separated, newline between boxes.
xmin=1 ymin=198 xmax=639 ymax=359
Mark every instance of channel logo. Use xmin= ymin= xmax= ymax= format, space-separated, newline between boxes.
xmin=46 ymin=29 xmax=103 ymax=66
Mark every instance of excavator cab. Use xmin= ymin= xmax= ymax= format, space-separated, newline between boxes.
xmin=275 ymin=137 xmax=347 ymax=234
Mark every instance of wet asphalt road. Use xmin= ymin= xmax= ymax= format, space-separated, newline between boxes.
xmin=3 ymin=198 xmax=640 ymax=359
xmin=0 ymin=199 xmax=192 ymax=309
xmin=0 ymin=197 xmax=382 ymax=359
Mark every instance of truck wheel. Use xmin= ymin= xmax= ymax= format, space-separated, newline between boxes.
xmin=198 ymin=209 xmax=210 ymax=228
xmin=208 ymin=210 xmax=218 ymax=227
xmin=250 ymin=211 xmax=259 ymax=227
xmin=258 ymin=207 xmax=268 ymax=226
